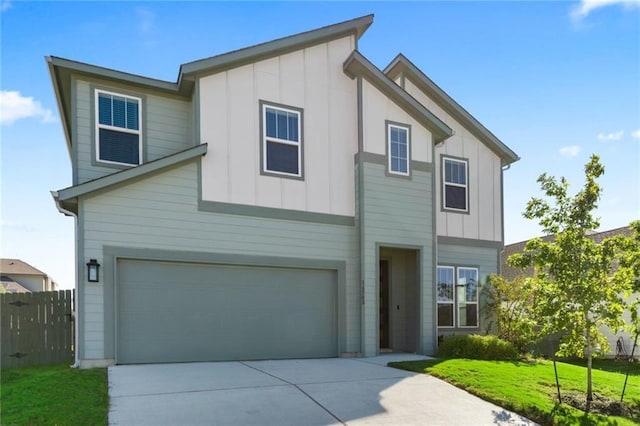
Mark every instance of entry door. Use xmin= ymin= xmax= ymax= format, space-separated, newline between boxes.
xmin=379 ymin=259 xmax=390 ymax=349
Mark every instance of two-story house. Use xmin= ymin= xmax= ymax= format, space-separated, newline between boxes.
xmin=49 ymin=15 xmax=518 ymax=367
xmin=0 ymin=258 xmax=58 ymax=292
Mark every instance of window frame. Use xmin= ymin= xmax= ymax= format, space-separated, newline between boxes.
xmin=436 ymin=265 xmax=480 ymax=329
xmin=95 ymin=89 xmax=143 ymax=167
xmin=456 ymin=267 xmax=479 ymax=328
xmin=386 ymin=122 xmax=411 ymax=177
xmin=260 ymin=101 xmax=304 ymax=180
xmin=442 ymin=156 xmax=469 ymax=213
xmin=436 ymin=266 xmax=455 ymax=329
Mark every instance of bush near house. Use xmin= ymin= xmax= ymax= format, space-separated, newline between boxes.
xmin=437 ymin=334 xmax=519 ymax=360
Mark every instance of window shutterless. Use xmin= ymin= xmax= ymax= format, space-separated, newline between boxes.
xmin=95 ymin=90 xmax=142 ymax=166
xmin=437 ymin=265 xmax=479 ymax=328
xmin=388 ymin=124 xmax=410 ymax=175
xmin=443 ymin=157 xmax=468 ymax=212
xmin=261 ymin=103 xmax=303 ymax=178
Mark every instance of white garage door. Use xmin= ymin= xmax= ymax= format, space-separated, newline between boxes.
xmin=117 ymin=259 xmax=338 ymax=364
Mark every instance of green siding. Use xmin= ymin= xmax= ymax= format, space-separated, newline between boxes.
xmin=359 ymin=160 xmax=434 ymax=356
xmin=74 ymin=79 xmax=194 ymax=185
xmin=437 ymin=242 xmax=500 ymax=334
xmin=81 ymin=162 xmax=359 ymax=361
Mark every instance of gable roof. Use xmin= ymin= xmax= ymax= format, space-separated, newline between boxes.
xmin=343 ymin=50 xmax=453 ymax=144
xmin=179 ymin=14 xmax=373 ymax=80
xmin=47 ymin=15 xmax=374 ymax=154
xmin=53 ymin=144 xmax=208 ymax=214
xmin=384 ymin=54 xmax=519 ymax=166
xmin=0 ymin=259 xmax=47 ymax=276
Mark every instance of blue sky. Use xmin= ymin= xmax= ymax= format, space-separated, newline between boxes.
xmin=1 ymin=1 xmax=638 ymax=289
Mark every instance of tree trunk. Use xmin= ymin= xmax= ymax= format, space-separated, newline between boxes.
xmin=586 ymin=327 xmax=593 ymax=412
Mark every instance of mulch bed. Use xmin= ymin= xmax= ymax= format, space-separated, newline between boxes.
xmin=561 ymin=392 xmax=640 ymax=418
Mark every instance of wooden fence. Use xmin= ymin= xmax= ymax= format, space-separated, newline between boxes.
xmin=1 ymin=290 xmax=74 ymax=369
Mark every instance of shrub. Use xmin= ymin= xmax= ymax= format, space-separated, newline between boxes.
xmin=483 ymin=274 xmax=537 ymax=354
xmin=437 ymin=334 xmax=519 ymax=360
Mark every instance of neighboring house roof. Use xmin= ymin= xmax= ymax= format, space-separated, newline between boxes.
xmin=0 ymin=276 xmax=31 ymax=293
xmin=384 ymin=54 xmax=520 ymax=166
xmin=343 ymin=50 xmax=453 ymax=144
xmin=501 ymin=226 xmax=634 ymax=280
xmin=0 ymin=258 xmax=47 ymax=276
xmin=47 ymin=15 xmax=374 ymax=155
xmin=53 ymin=144 xmax=208 ymax=214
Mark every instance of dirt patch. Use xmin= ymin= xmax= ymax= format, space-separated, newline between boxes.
xmin=560 ymin=392 xmax=640 ymax=418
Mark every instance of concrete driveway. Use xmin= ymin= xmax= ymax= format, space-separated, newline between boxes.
xmin=108 ymin=355 xmax=535 ymax=425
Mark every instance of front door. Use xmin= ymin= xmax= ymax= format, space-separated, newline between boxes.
xmin=379 ymin=259 xmax=390 ymax=350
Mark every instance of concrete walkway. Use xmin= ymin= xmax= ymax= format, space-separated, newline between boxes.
xmin=108 ymin=355 xmax=536 ymax=425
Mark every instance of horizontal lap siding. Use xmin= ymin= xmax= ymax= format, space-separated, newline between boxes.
xmin=360 ymin=161 xmax=434 ymax=356
xmin=81 ymin=162 xmax=359 ymax=359
xmin=74 ymin=79 xmax=193 ymax=185
xmin=437 ymin=243 xmax=499 ymax=334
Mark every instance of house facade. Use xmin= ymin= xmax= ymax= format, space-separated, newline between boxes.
xmin=49 ymin=15 xmax=518 ymax=367
xmin=0 ymin=259 xmax=58 ymax=292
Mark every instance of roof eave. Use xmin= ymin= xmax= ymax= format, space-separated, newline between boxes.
xmin=343 ymin=50 xmax=453 ymax=144
xmin=179 ymin=14 xmax=374 ymax=80
xmin=46 ymin=56 xmax=73 ymax=157
xmin=46 ymin=56 xmax=189 ymax=96
xmin=54 ymin=144 xmax=208 ymax=203
xmin=384 ymin=54 xmax=520 ymax=166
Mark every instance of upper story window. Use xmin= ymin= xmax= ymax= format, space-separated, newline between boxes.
xmin=443 ymin=157 xmax=468 ymax=212
xmin=261 ymin=102 xmax=303 ymax=179
xmin=96 ymin=90 xmax=142 ymax=166
xmin=387 ymin=123 xmax=410 ymax=176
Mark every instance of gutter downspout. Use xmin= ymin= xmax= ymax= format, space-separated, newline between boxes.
xmin=51 ymin=191 xmax=81 ymax=369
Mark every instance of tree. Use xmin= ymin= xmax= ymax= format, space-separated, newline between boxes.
xmin=614 ymin=221 xmax=640 ymax=336
xmin=509 ymin=154 xmax=633 ymax=411
xmin=484 ymin=274 xmax=536 ymax=353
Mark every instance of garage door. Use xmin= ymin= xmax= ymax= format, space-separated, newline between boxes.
xmin=117 ymin=259 xmax=338 ymax=364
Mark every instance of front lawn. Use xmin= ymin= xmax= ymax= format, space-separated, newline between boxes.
xmin=389 ymin=358 xmax=639 ymax=426
xmin=1 ymin=364 xmax=108 ymax=425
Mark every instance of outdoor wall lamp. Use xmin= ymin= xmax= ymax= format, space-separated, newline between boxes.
xmin=87 ymin=259 xmax=100 ymax=283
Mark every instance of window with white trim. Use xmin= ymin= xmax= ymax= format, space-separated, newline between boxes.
xmin=261 ymin=103 xmax=303 ymax=178
xmin=437 ymin=266 xmax=479 ymax=328
xmin=443 ymin=157 xmax=468 ymax=211
xmin=388 ymin=123 xmax=409 ymax=175
xmin=96 ymin=90 xmax=142 ymax=166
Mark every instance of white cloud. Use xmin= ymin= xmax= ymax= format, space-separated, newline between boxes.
xmin=597 ymin=130 xmax=624 ymax=141
xmin=136 ymin=7 xmax=156 ymax=34
xmin=632 ymin=129 xmax=640 ymax=139
xmin=1 ymin=1 xmax=11 ymax=13
xmin=559 ymin=145 xmax=581 ymax=158
xmin=571 ymin=0 xmax=640 ymax=21
xmin=0 ymin=90 xmax=55 ymax=125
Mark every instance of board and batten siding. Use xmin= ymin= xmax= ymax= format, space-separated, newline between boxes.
xmin=79 ymin=162 xmax=359 ymax=361
xmin=199 ymin=36 xmax=357 ymax=217
xmin=361 ymin=79 xmax=433 ymax=163
xmin=73 ymin=78 xmax=193 ymax=185
xmin=359 ymin=161 xmax=435 ymax=356
xmin=401 ymin=78 xmax=503 ymax=242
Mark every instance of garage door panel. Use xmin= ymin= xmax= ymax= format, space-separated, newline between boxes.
xmin=117 ymin=259 xmax=337 ymax=364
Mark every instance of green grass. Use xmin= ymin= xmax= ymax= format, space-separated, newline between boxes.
xmin=389 ymin=358 xmax=640 ymax=426
xmin=1 ymin=364 xmax=108 ymax=426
